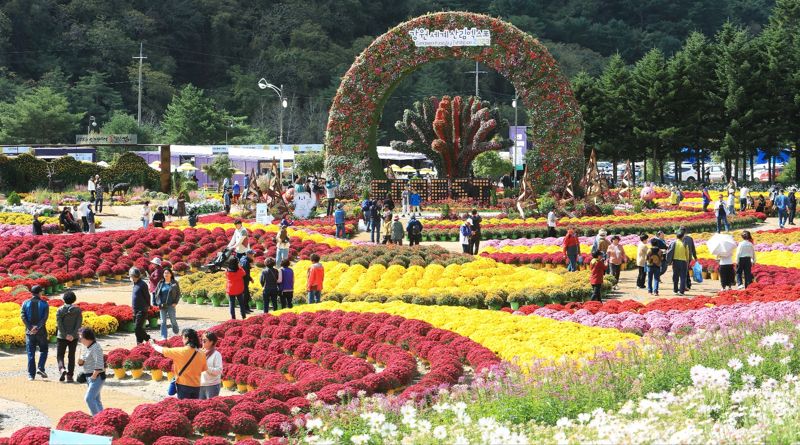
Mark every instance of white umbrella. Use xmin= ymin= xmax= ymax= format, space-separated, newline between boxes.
xmin=706 ymin=233 xmax=737 ymax=257
xmin=177 ymin=162 xmax=198 ymax=172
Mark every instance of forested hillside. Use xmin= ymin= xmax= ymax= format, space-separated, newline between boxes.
xmin=0 ymin=0 xmax=774 ymax=145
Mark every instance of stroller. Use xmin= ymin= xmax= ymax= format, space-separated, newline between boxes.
xmin=202 ymin=248 xmax=234 ymax=273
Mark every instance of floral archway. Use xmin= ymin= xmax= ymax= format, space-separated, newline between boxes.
xmin=324 ymin=11 xmax=584 ymax=188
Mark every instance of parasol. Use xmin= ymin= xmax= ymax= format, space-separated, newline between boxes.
xmin=706 ymin=233 xmax=737 ymax=257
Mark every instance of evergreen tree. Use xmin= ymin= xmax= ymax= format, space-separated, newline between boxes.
xmin=0 ymin=87 xmax=82 ymax=144
xmin=595 ymin=54 xmax=635 ymax=183
xmin=162 ymin=84 xmax=246 ymax=144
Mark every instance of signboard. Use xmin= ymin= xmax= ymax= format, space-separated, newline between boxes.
xmin=255 ymin=203 xmax=273 ymax=225
xmin=211 ymin=146 xmax=229 ymax=156
xmin=50 ymin=429 xmax=112 ymax=445
xmin=68 ymin=153 xmax=94 ymax=162
xmin=509 ymin=126 xmax=527 ymax=169
xmin=293 ymin=191 xmax=317 ymax=219
xmin=2 ymin=146 xmax=30 ymax=155
xmin=409 ymin=28 xmax=491 ymax=47
xmin=76 ymin=134 xmax=137 ymax=145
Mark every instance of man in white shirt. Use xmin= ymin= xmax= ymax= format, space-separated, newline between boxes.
xmin=739 ymin=186 xmax=749 ymax=211
xmin=77 ymin=202 xmax=89 ymax=232
xmin=166 ymin=196 xmax=178 ymax=216
xmin=87 ymin=177 xmax=96 ymax=202
xmin=227 ymin=220 xmax=250 ymax=260
xmin=547 ymin=210 xmax=557 ymax=238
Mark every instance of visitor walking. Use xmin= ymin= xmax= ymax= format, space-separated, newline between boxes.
xmin=325 ymin=179 xmax=338 ymax=216
xmin=32 ymin=214 xmax=43 ymax=235
xmin=381 ymin=215 xmax=393 ymax=244
xmin=86 ymin=205 xmax=96 ymax=233
xmin=77 ymin=328 xmax=105 ymax=415
xmin=167 ymin=195 xmax=178 ymax=216
xmin=223 ymin=189 xmax=232 ymax=214
xmin=410 ymin=190 xmax=421 ymax=216
xmin=718 ymin=248 xmax=736 ymax=290
xmin=232 ymin=181 xmax=241 ymax=204
xmin=199 ymin=331 xmax=223 ymax=400
xmin=94 ymin=180 xmax=104 ymax=213
xmin=547 ymin=209 xmax=557 ymax=238
xmin=141 ymin=202 xmax=151 ymax=229
xmin=152 ymin=207 xmax=166 ymax=228
xmin=369 ymin=202 xmax=382 ymax=243
xmin=361 ymin=195 xmax=373 ymax=230
xmin=606 ymin=235 xmax=628 ymax=290
xmin=87 ymin=176 xmax=96 ymax=203
xmin=151 ymin=329 xmax=207 ymax=400
xmin=153 ymin=267 xmax=181 ymax=340
xmin=78 ymin=201 xmax=89 ymax=232
xmin=22 ymin=285 xmax=49 ymax=380
xmin=226 ymin=257 xmax=247 ymax=320
xmin=148 ymin=257 xmax=164 ymax=294
xmin=177 ymin=192 xmax=186 ymax=219
xmin=562 ymin=228 xmax=580 ymax=272
xmin=459 ymin=218 xmax=473 ymax=254
xmin=56 ymin=291 xmax=82 ymax=383
xmin=406 ymin=216 xmax=423 ymax=246
xmin=470 ymin=210 xmax=483 ymax=254
xmin=736 ymin=230 xmax=756 ymax=289
xmin=591 ymin=229 xmax=610 ymax=261
xmin=129 ymin=267 xmax=151 ymax=344
xmin=681 ymin=227 xmax=698 ymax=291
xmin=391 ymin=215 xmax=404 ymax=245
xmin=260 ymin=258 xmax=281 ymax=312
xmin=740 ymin=186 xmax=749 ymax=211
xmin=401 ymin=187 xmax=410 ymax=216
xmin=239 ymin=250 xmax=254 ymax=315
xmin=702 ymin=186 xmax=711 ymax=212
xmin=383 ymin=194 xmax=395 ymax=212
xmin=776 ymin=189 xmax=788 ymax=228
xmin=589 ymin=251 xmax=606 ymax=302
xmin=307 ymin=253 xmax=324 ymax=304
xmin=275 ymin=228 xmax=290 ymax=265
xmin=279 ymin=259 xmax=294 ymax=309
xmin=227 ymin=220 xmax=250 ymax=260
xmin=636 ymin=233 xmax=649 ymax=289
xmin=666 ymin=231 xmax=689 ymax=295
xmin=646 ymin=239 xmax=662 ymax=296
xmin=715 ymin=195 xmax=729 ymax=232
xmin=334 ymin=203 xmax=346 ymax=239
xmin=789 ymin=188 xmax=797 ymax=225
xmin=727 ymin=192 xmax=737 ymax=216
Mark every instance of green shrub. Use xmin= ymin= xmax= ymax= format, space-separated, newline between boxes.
xmin=537 ymin=195 xmax=556 ymax=215
xmin=6 ymin=191 xmax=21 ymax=205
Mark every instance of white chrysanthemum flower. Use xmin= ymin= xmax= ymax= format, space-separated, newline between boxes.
xmin=728 ymin=358 xmax=743 ymax=371
xmin=350 ymin=434 xmax=370 ymax=445
xmin=747 ymin=354 xmax=764 ymax=367
xmin=433 ymin=425 xmax=448 ymax=440
xmin=305 ymin=417 xmax=323 ymax=430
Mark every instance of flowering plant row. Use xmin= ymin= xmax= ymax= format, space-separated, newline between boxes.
xmin=321 ymin=244 xmax=472 ymax=268
xmin=0 ymin=222 xmax=59 ymax=237
xmin=0 ymin=300 xmax=119 ymax=347
xmin=182 ymin=213 xmax=360 ymax=237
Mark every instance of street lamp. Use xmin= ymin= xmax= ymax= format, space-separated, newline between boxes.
xmin=258 ymin=79 xmax=288 ymax=174
xmin=511 ymin=94 xmax=518 ymax=188
xmin=87 ymin=115 xmax=97 ymax=136
xmin=225 ymin=119 xmax=234 ymax=145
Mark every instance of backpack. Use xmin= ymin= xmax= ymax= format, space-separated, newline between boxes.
xmin=410 ymin=221 xmax=421 ymax=236
xmin=648 ymin=250 xmax=661 ymax=267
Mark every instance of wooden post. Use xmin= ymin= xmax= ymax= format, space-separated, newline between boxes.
xmin=160 ymin=145 xmax=171 ymax=193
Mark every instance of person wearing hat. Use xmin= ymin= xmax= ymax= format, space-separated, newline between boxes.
xmin=232 ymin=180 xmax=241 ymax=204
xmin=148 ymin=257 xmax=164 ymax=294
xmin=129 ymin=267 xmax=151 ymax=344
xmin=21 ymin=285 xmax=50 ymax=380
xmin=459 ymin=218 xmax=473 ymax=254
xmin=391 ymin=215 xmax=405 ymax=245
xmin=591 ymin=229 xmax=610 ymax=262
xmin=406 ymin=215 xmax=423 ymax=246
xmin=226 ymin=220 xmax=250 ymax=260
xmin=334 ymin=203 xmax=346 ymax=239
xmin=789 ymin=188 xmax=797 ymax=225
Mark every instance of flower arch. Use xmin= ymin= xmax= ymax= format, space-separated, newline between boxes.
xmin=324 ymin=11 xmax=584 ymax=188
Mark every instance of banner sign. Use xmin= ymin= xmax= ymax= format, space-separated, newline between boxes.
xmin=2 ymin=146 xmax=30 ymax=155
xmin=76 ymin=134 xmax=137 ymax=145
xmin=509 ymin=126 xmax=527 ymax=168
xmin=409 ymin=28 xmax=491 ymax=47
xmin=211 ymin=146 xmax=229 ymax=156
xmin=50 ymin=429 xmax=112 ymax=445
xmin=255 ymin=203 xmax=273 ymax=224
xmin=68 ymin=153 xmax=94 ymax=162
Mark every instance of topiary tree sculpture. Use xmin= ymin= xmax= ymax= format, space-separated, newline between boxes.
xmin=391 ymin=96 xmax=512 ymax=179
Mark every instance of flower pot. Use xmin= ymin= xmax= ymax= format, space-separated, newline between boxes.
xmin=211 ymin=298 xmax=223 ymax=307
xmin=113 ymin=368 xmax=127 ymax=379
xmin=236 ymin=383 xmax=248 ymax=393
xmin=545 ymin=264 xmax=554 ymax=269
xmin=235 ymin=435 xmax=253 ymax=442
xmin=123 ymin=322 xmax=136 ymax=332
xmin=64 ymin=281 xmax=73 ymax=288
xmin=283 ymin=373 xmax=294 ymax=382
xmin=246 ymin=384 xmax=255 ymax=392
xmin=488 ymin=304 xmax=501 ymax=311
xmin=186 ymin=297 xmax=196 ymax=304
xmin=255 ymin=301 xmax=265 ymax=310
xmin=130 ymin=368 xmax=144 ymax=379
xmin=510 ymin=302 xmax=521 ymax=310
xmin=711 ymin=272 xmax=719 ymax=280
xmin=98 ymin=276 xmax=106 ymax=283
xmin=49 ymin=335 xmax=57 ymax=344
xmin=532 ymin=263 xmax=542 ymax=269
xmin=56 ymin=284 xmax=64 ymax=291
xmin=114 ymin=275 xmax=122 ymax=281
xmin=148 ymin=318 xmax=159 ymax=329
xmin=151 ymin=369 xmax=163 ymax=381
xmin=222 ymin=379 xmax=235 ymax=389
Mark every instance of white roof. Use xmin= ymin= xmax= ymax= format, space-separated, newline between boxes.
xmin=376 ymin=146 xmax=429 ymax=161
xmin=169 ymin=145 xmax=295 ymax=161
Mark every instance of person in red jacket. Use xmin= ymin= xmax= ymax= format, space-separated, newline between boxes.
xmin=225 ymin=257 xmax=246 ymax=319
xmin=589 ymin=250 xmax=607 ymax=302
xmin=306 ymin=253 xmax=324 ymax=304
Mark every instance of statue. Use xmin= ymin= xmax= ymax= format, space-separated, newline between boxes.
xmin=516 ymin=165 xmax=537 ymax=218
xmin=618 ymin=159 xmax=633 ymax=200
xmin=580 ymin=148 xmax=610 ymax=203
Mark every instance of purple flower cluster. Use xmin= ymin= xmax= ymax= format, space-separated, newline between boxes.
xmin=530 ymin=300 xmax=800 ymax=336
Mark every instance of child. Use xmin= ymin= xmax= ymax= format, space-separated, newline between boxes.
xmin=589 ymin=251 xmax=607 ymax=302
xmin=381 ymin=216 xmax=393 ymax=245
xmin=225 ymin=257 xmax=246 ymax=319
xmin=306 ymin=253 xmax=324 ymax=304
xmin=279 ymin=259 xmax=294 ymax=309
xmin=646 ymin=239 xmax=662 ymax=296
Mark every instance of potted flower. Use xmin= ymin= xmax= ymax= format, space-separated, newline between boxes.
xmin=209 ymin=290 xmax=226 ymax=308
xmin=484 ymin=291 xmax=505 ymax=311
xmin=507 ymin=290 xmax=528 ymax=311
xmin=159 ymin=358 xmax=174 ymax=381
xmin=195 ymin=289 xmax=208 ymax=305
xmin=253 ymin=293 xmax=264 ymax=311
xmin=229 ymin=412 xmax=258 ymax=442
xmin=143 ymin=356 xmax=162 ymax=381
xmin=192 ymin=410 xmax=231 ymax=437
xmin=235 ymin=368 xmax=249 ymax=393
xmin=124 ymin=352 xmax=146 ymax=379
xmin=107 ymin=352 xmax=127 ymax=379
xmin=221 ymin=366 xmax=237 ymax=390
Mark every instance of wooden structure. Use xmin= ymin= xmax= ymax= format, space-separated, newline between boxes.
xmin=580 ymin=148 xmax=610 ymax=202
xmin=370 ymin=178 xmax=492 ymax=203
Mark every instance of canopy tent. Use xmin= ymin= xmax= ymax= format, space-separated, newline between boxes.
xmin=148 ymin=161 xmax=161 ymax=170
xmin=399 ymin=165 xmax=417 ymax=172
xmin=376 ymin=146 xmax=429 ymax=161
xmin=177 ymin=162 xmax=198 ymax=172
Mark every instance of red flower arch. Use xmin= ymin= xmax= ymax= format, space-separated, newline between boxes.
xmin=324 ymin=11 xmax=584 ymax=187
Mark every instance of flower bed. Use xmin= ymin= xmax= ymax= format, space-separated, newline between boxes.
xmin=0 ymin=222 xmax=60 ymax=236
xmin=180 ymin=213 xmax=360 ymax=238
xmin=321 ymin=244 xmax=472 ymax=268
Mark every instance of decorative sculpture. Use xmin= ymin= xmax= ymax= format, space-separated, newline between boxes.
xmin=580 ymin=148 xmax=610 ymax=202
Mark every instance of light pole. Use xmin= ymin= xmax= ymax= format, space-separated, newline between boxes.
xmin=258 ymin=79 xmax=288 ymax=174
xmin=225 ymin=119 xmax=234 ymax=145
xmin=511 ymin=95 xmax=518 ymax=188
xmin=87 ymin=115 xmax=97 ymax=136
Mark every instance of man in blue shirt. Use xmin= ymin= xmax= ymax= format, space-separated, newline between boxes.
xmin=21 ymin=285 xmax=49 ymax=380
xmin=334 ymin=203 xmax=346 ymax=238
xmin=775 ymin=189 xmax=788 ymax=228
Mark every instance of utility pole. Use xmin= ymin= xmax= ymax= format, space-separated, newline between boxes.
xmin=132 ymin=42 xmax=147 ymax=126
xmin=465 ymin=61 xmax=487 ymax=98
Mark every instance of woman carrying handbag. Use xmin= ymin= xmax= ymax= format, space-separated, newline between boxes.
xmin=151 ymin=329 xmax=206 ymax=399
xmin=152 ymin=267 xmax=181 ymax=340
